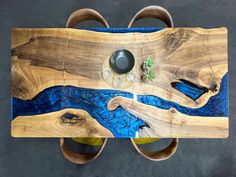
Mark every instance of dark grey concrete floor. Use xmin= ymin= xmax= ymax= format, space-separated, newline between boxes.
xmin=0 ymin=0 xmax=236 ymax=177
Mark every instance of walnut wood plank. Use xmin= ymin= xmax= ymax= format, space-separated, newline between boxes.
xmin=11 ymin=28 xmax=227 ymax=108
xmin=107 ymin=96 xmax=228 ymax=138
xmin=11 ymin=108 xmax=113 ymax=137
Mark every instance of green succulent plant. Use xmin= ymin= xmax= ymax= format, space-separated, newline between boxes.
xmin=143 ymin=57 xmax=155 ymax=70
xmin=143 ymin=69 xmax=156 ymax=81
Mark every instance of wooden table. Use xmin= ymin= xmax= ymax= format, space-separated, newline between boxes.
xmin=11 ymin=27 xmax=228 ymax=138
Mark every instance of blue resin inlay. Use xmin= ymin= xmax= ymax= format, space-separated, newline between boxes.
xmin=171 ymin=81 xmax=207 ymax=100
xmin=11 ymin=74 xmax=228 ymax=137
xmin=138 ymin=74 xmax=228 ymax=117
xmin=84 ymin=27 xmax=163 ymax=33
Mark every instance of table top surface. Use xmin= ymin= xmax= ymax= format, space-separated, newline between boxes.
xmin=11 ymin=27 xmax=228 ymax=138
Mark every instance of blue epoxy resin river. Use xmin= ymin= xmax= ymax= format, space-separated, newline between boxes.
xmin=11 ymin=74 xmax=228 ymax=137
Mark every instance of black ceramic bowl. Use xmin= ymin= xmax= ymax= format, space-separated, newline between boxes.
xmin=109 ymin=49 xmax=135 ymax=74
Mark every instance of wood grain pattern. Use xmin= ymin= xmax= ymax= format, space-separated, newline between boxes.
xmin=11 ymin=108 xmax=113 ymax=137
xmin=11 ymin=28 xmax=228 ymax=138
xmin=107 ymin=96 xmax=228 ymax=138
xmin=12 ymin=28 xmax=227 ymax=108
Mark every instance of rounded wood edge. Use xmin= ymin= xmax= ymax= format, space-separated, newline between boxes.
xmin=60 ymin=138 xmax=108 ymax=164
xmin=128 ymin=5 xmax=174 ymax=28
xmin=130 ymin=138 xmax=179 ymax=161
xmin=66 ymin=8 xmax=109 ymax=28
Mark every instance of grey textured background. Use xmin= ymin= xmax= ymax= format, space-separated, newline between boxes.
xmin=0 ymin=0 xmax=235 ymax=177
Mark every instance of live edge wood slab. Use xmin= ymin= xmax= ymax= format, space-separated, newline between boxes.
xmin=11 ymin=28 xmax=228 ymax=138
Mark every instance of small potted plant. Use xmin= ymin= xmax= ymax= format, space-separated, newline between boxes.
xmin=142 ymin=57 xmax=155 ymax=71
xmin=141 ymin=57 xmax=156 ymax=82
xmin=142 ymin=69 xmax=156 ymax=82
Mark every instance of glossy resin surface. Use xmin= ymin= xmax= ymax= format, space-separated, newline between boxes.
xmin=11 ymin=27 xmax=228 ymax=138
